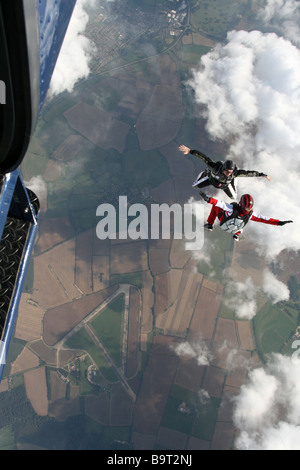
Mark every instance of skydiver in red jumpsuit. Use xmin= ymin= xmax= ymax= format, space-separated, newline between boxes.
xmin=199 ymin=192 xmax=293 ymax=241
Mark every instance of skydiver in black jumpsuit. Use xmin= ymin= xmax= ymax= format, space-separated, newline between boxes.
xmin=179 ymin=145 xmax=270 ymax=199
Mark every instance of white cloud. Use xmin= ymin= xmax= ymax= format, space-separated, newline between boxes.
xmin=188 ymin=29 xmax=300 ymax=260
xmin=225 ymin=277 xmax=258 ymax=320
xmin=255 ymin=0 xmax=300 ymax=47
xmin=198 ymin=389 xmax=210 ymax=405
xmin=233 ymin=354 xmax=300 ymax=450
xmin=223 ymin=269 xmax=289 ymax=320
xmin=238 ymin=422 xmax=300 ymax=450
xmin=24 ymin=175 xmax=47 ymax=197
xmin=173 ymin=338 xmax=213 ymax=366
xmin=49 ymin=0 xmax=96 ymax=97
xmin=224 ymin=348 xmax=251 ymax=371
xmin=262 ymin=269 xmax=290 ymax=303
xmin=234 ymin=367 xmax=278 ymax=430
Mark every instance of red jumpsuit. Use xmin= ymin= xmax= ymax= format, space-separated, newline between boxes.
xmin=207 ymin=197 xmax=280 ymax=235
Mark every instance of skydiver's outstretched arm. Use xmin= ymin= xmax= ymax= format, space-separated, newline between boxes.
xmin=179 ymin=145 xmax=216 ymax=169
xmin=250 ymin=214 xmax=293 ymax=225
xmin=235 ymin=169 xmax=271 ymax=180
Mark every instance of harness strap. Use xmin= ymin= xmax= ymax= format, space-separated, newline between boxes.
xmin=219 ymin=203 xmax=253 ymax=227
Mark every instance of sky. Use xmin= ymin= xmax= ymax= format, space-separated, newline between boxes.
xmin=45 ymin=0 xmax=300 ymax=450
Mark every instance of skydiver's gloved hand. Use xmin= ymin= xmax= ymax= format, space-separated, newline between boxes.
xmin=199 ymin=191 xmax=210 ymax=202
xmin=278 ymin=220 xmax=293 ymax=226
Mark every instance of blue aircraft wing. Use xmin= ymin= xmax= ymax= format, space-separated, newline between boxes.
xmin=0 ymin=0 xmax=76 ymax=379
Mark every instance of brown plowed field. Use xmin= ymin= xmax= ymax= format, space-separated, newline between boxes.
xmin=136 ymin=85 xmax=185 ymax=150
xmin=52 ymin=135 xmax=85 ymax=162
xmin=10 ymin=347 xmax=39 ymax=375
xmin=133 ymin=337 xmax=179 ymax=434
xmin=140 ymin=270 xmax=154 ymax=335
xmin=237 ymin=320 xmax=255 ymax=350
xmin=64 ymin=102 xmax=130 ymax=153
xmin=175 ymin=355 xmax=206 ymax=393
xmin=32 ymin=239 xmax=80 ymax=309
xmin=110 ymin=240 xmax=148 ymax=274
xmin=188 ymin=282 xmax=223 ymax=341
xmin=43 ymin=285 xmax=119 ymax=346
xmin=213 ymin=318 xmax=239 ymax=348
xmin=24 ymin=367 xmax=48 ymax=416
xmin=16 ymin=294 xmax=44 ymax=341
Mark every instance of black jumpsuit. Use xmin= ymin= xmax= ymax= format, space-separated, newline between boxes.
xmin=190 ymin=149 xmax=267 ymax=199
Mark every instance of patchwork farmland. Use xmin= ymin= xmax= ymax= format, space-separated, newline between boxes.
xmin=11 ymin=219 xmax=260 ymax=450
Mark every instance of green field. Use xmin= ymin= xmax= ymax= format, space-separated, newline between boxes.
xmin=254 ymin=300 xmax=299 ymax=357
xmin=90 ymin=294 xmax=125 ymax=368
xmin=191 ymin=0 xmax=250 ymax=39
xmin=180 ymin=44 xmax=212 ymax=64
xmin=110 ymin=272 xmax=143 ymax=289
xmin=192 ymin=397 xmax=220 ymax=441
xmin=161 ymin=385 xmax=197 ymax=435
xmin=65 ymin=328 xmax=118 ymax=383
xmin=0 ymin=425 xmax=15 ymax=450
xmin=161 ymin=384 xmax=220 ymax=442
